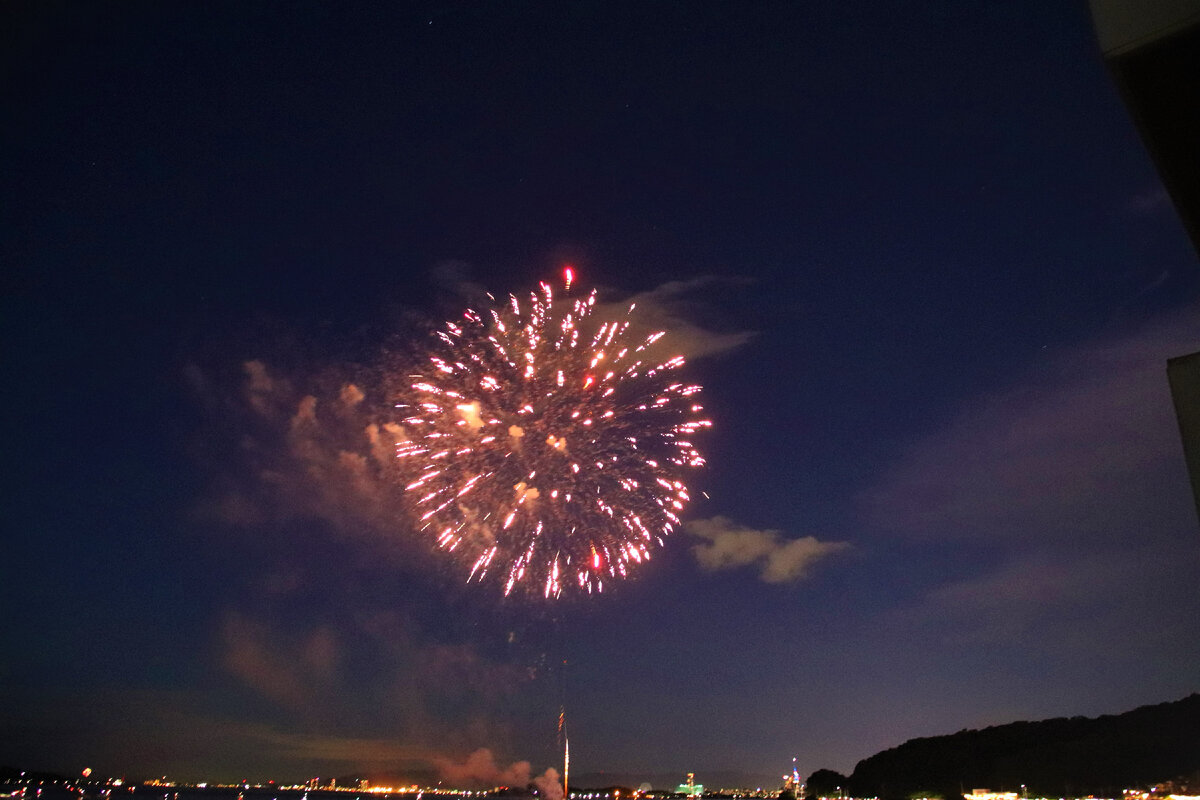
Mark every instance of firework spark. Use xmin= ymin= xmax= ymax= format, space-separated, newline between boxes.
xmin=394 ymin=272 xmax=710 ymax=598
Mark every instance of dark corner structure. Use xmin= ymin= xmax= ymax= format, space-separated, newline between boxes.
xmin=1089 ymin=0 xmax=1200 ymax=527
xmin=1168 ymin=353 xmax=1200 ymax=526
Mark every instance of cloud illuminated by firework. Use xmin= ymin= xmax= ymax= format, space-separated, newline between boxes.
xmin=394 ymin=272 xmax=710 ymax=598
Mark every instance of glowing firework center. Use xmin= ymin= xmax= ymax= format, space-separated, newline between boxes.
xmin=395 ymin=278 xmax=710 ymax=598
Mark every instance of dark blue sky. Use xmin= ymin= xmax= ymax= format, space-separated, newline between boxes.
xmin=3 ymin=0 xmax=1199 ymax=789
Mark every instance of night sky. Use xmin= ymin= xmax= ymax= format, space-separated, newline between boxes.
xmin=4 ymin=0 xmax=1199 ymax=790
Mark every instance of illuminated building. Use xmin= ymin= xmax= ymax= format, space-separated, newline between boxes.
xmin=676 ymin=774 xmax=703 ymax=797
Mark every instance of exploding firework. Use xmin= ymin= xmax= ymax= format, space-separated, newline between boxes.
xmin=393 ymin=271 xmax=710 ymax=598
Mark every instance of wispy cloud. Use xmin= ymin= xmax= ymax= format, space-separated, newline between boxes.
xmin=216 ymin=605 xmax=532 ymax=728
xmin=220 ymin=611 xmax=341 ymax=713
xmin=862 ymin=312 xmax=1199 ymax=545
xmin=241 ymin=726 xmax=432 ymax=768
xmin=0 ymin=687 xmax=445 ymax=781
xmin=861 ymin=311 xmax=1200 ymax=649
xmin=684 ymin=515 xmax=849 ymax=583
xmin=430 ymin=266 xmax=756 ymax=361
xmin=1125 ymin=185 xmax=1171 ymax=216
xmin=190 ymin=358 xmax=417 ymax=560
xmin=595 ymin=276 xmax=757 ymax=360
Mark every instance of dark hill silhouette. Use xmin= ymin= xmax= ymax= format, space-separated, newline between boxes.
xmin=813 ymin=694 xmax=1200 ymax=800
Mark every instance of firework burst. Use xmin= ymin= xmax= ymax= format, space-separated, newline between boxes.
xmin=394 ymin=272 xmax=710 ymax=598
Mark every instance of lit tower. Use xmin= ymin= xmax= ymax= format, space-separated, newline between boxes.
xmin=784 ymin=758 xmax=804 ymax=799
xmin=558 ymin=703 xmax=569 ymax=798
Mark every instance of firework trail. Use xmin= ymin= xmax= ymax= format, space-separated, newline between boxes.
xmin=394 ymin=271 xmax=710 ymax=598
